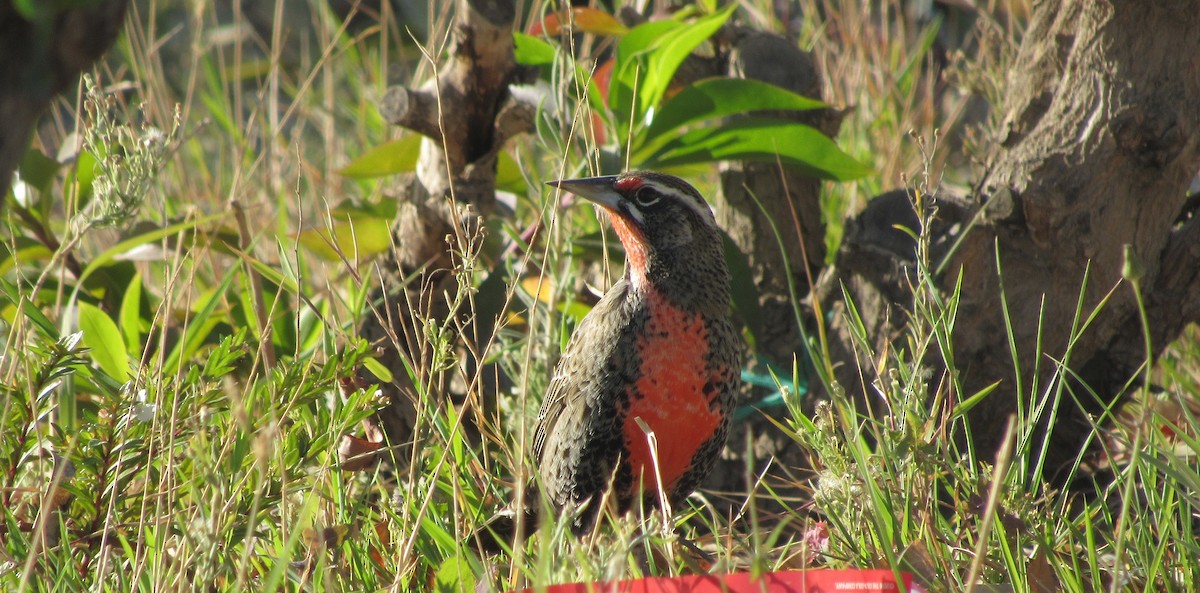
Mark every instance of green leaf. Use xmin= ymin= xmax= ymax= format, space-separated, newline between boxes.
xmin=74 ymin=211 xmax=228 ymax=290
xmin=119 ymin=271 xmax=143 ymax=354
xmin=637 ymin=5 xmax=736 ymax=119
xmin=433 ymin=553 xmax=479 ymax=593
xmin=70 ymin=149 xmax=99 ymax=210
xmin=0 ymin=238 xmax=53 ymax=276
xmin=18 ymin=148 xmax=62 ymax=193
xmin=361 ymin=357 xmax=394 ymax=383
xmin=951 ymin=380 xmax=1001 ymax=418
xmin=0 ymin=279 xmax=56 ymax=339
xmin=645 ymin=78 xmax=826 ymax=140
xmin=513 ymin=32 xmax=556 ymax=66
xmin=297 ymin=211 xmax=393 ymax=261
xmin=161 ymin=272 xmax=237 ymax=372
xmin=641 ymin=118 xmax=871 ymax=181
xmin=338 ymin=135 xmax=422 ymax=179
xmin=609 ymin=19 xmax=683 ymax=126
xmin=78 ymin=301 xmax=131 ymax=382
xmin=495 ymin=150 xmax=525 ymax=194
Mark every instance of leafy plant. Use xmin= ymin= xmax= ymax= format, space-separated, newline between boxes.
xmin=515 ymin=5 xmax=869 ymax=179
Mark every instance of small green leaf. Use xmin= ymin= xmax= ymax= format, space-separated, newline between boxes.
xmin=513 ymin=32 xmax=556 ymax=66
xmin=951 ymin=380 xmax=1001 ymax=418
xmin=119 ymin=271 xmax=143 ymax=354
xmin=641 ymin=118 xmax=871 ymax=181
xmin=559 ymin=300 xmax=592 ymax=324
xmin=338 ymin=135 xmax=422 ymax=179
xmin=78 ymin=301 xmax=131 ymax=382
xmin=646 ymin=78 xmax=826 ymax=140
xmin=362 ymin=357 xmax=394 ymax=383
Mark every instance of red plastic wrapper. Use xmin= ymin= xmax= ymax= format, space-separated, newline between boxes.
xmin=509 ymin=570 xmax=917 ymax=593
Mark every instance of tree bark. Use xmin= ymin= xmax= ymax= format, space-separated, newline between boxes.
xmin=820 ymin=0 xmax=1200 ymax=480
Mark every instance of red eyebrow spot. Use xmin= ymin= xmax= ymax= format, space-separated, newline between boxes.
xmin=614 ymin=177 xmax=643 ymax=192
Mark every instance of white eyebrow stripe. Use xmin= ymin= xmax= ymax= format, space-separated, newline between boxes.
xmin=645 ymin=181 xmax=717 ymax=223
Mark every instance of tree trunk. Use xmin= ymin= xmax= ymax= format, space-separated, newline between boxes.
xmin=703 ymin=27 xmax=844 ymax=509
xmin=821 ymin=0 xmax=1200 ymax=480
xmin=359 ymin=0 xmax=534 ymax=464
xmin=0 ymin=0 xmax=129 ymax=213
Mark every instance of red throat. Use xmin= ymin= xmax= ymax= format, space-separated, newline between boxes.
xmin=605 ymin=210 xmax=650 ymax=286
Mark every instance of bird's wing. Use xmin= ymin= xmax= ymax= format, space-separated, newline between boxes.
xmin=531 ymin=279 xmax=632 ymax=461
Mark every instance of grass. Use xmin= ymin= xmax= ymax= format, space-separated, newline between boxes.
xmin=2 ymin=0 xmax=1198 ymax=592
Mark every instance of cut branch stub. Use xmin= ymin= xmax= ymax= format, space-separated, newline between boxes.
xmin=380 ymin=87 xmax=440 ymax=139
xmin=360 ymin=0 xmax=529 ymax=464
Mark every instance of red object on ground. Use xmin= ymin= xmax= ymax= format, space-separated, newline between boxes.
xmin=511 ymin=570 xmax=915 ymax=593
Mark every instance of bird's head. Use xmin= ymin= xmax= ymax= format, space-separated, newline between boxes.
xmin=549 ymin=171 xmax=729 ymax=300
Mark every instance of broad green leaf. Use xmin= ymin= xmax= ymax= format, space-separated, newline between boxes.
xmin=560 ymin=300 xmax=592 ymax=324
xmin=496 ymin=150 xmax=525 ymax=194
xmin=70 ymin=149 xmax=99 ymax=210
xmin=609 ymin=19 xmax=682 ymax=126
xmin=641 ymin=118 xmax=871 ymax=181
xmin=433 ymin=553 xmax=479 ymax=593
xmin=297 ymin=214 xmax=392 ymax=261
xmin=645 ymin=78 xmax=826 ymax=140
xmin=75 ymin=211 xmax=229 ymax=290
xmin=0 ymin=238 xmax=53 ymax=276
xmin=637 ymin=5 xmax=736 ymax=119
xmin=1 ymin=279 xmax=56 ymax=339
xmin=119 ymin=271 xmax=143 ymax=354
xmin=78 ymin=301 xmax=130 ymax=382
xmin=18 ymin=148 xmax=62 ymax=193
xmin=338 ymin=135 xmax=421 ymax=179
xmin=513 ymin=32 xmax=556 ymax=66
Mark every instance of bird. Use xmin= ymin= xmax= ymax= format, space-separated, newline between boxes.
xmin=474 ymin=171 xmax=743 ymax=553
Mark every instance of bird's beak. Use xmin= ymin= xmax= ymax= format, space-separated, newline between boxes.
xmin=547 ymin=176 xmax=622 ymax=210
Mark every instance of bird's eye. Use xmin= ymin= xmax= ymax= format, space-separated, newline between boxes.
xmin=633 ymin=187 xmax=661 ymax=207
